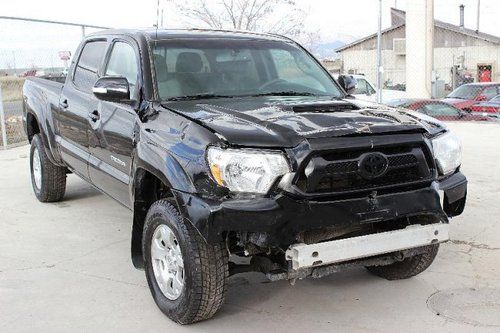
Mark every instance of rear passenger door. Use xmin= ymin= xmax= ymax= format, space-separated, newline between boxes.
xmin=55 ymin=39 xmax=108 ymax=180
xmin=88 ymin=39 xmax=139 ymax=208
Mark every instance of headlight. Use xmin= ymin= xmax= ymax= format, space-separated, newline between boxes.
xmin=432 ymin=131 xmax=462 ymax=175
xmin=207 ymin=147 xmax=290 ymax=194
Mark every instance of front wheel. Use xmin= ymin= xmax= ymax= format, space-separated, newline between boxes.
xmin=30 ymin=134 xmax=67 ymax=202
xmin=143 ymin=200 xmax=228 ymax=324
xmin=366 ymin=244 xmax=439 ymax=280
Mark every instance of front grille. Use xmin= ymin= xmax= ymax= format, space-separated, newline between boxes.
xmin=296 ymin=145 xmax=433 ymax=195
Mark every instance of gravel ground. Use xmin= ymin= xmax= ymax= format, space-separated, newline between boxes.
xmin=0 ymin=122 xmax=499 ymax=332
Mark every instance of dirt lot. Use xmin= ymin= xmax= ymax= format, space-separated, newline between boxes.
xmin=1 ymin=122 xmax=499 ymax=332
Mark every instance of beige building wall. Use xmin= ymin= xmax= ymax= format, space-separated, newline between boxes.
xmin=434 ymin=44 xmax=500 ymax=83
xmin=339 ymin=35 xmax=499 ymax=91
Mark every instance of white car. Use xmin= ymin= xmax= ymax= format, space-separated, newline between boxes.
xmin=332 ymin=74 xmax=407 ymax=104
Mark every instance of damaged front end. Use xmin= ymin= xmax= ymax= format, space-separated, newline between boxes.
xmin=172 ymin=124 xmax=467 ymax=282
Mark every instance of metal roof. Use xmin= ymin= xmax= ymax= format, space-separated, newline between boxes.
xmin=335 ymin=9 xmax=500 ymax=52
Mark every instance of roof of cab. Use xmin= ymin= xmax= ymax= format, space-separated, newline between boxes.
xmin=89 ymin=28 xmax=290 ymax=42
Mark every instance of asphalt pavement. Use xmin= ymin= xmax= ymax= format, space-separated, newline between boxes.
xmin=1 ymin=122 xmax=499 ymax=332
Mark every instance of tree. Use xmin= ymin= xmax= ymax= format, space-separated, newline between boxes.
xmin=170 ymin=0 xmax=306 ymax=38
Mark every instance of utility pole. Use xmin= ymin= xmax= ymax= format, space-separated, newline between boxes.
xmin=11 ymin=51 xmax=17 ymax=76
xmin=406 ymin=0 xmax=434 ymax=98
xmin=376 ymin=0 xmax=383 ymax=103
xmin=476 ymin=0 xmax=481 ymax=32
xmin=0 ymin=85 xmax=7 ymax=149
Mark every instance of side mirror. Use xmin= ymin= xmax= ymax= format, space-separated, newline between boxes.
xmin=338 ymin=75 xmax=357 ymax=94
xmin=476 ymin=95 xmax=487 ymax=101
xmin=93 ymin=76 xmax=130 ymax=102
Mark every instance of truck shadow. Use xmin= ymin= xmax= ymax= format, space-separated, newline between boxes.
xmin=63 ymin=180 xmax=103 ymax=202
xmin=218 ymin=268 xmax=380 ymax=320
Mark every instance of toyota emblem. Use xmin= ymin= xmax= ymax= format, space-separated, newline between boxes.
xmin=359 ymin=153 xmax=389 ymax=179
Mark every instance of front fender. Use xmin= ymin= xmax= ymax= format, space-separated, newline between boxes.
xmin=133 ymin=139 xmax=196 ymax=194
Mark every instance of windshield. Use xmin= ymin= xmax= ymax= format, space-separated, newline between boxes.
xmin=152 ymin=39 xmax=344 ymax=100
xmin=447 ymin=85 xmax=482 ymax=100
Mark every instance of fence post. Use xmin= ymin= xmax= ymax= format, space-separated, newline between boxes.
xmin=0 ymin=85 xmax=8 ymax=150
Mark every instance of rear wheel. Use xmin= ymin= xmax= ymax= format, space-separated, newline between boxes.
xmin=366 ymin=244 xmax=439 ymax=280
xmin=30 ymin=134 xmax=67 ymax=202
xmin=143 ymin=200 xmax=228 ymax=324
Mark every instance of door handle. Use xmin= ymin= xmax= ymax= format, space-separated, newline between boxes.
xmin=60 ymin=99 xmax=69 ymax=109
xmin=89 ymin=110 xmax=100 ymax=122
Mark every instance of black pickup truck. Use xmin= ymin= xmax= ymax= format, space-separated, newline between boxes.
xmin=23 ymin=29 xmax=467 ymax=324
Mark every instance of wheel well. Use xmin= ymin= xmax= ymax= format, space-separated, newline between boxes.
xmin=131 ymin=168 xmax=175 ymax=269
xmin=26 ymin=113 xmax=40 ymax=143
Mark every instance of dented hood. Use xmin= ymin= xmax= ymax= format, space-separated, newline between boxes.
xmin=161 ymin=97 xmax=436 ymax=147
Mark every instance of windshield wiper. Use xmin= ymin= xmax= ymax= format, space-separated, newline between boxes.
xmin=250 ymin=91 xmax=320 ymax=97
xmin=165 ymin=93 xmax=234 ymax=101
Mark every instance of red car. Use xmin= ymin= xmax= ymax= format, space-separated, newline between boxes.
xmin=470 ymin=95 xmax=500 ymax=114
xmin=387 ymin=98 xmax=497 ymax=121
xmin=442 ymin=83 xmax=500 ymax=111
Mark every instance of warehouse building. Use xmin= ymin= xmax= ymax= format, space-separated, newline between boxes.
xmin=335 ymin=7 xmax=500 ymax=96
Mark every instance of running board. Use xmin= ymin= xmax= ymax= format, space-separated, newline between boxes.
xmin=285 ymin=223 xmax=449 ymax=270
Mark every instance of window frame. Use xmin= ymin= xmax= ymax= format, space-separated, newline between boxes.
xmin=103 ymin=39 xmax=142 ymax=102
xmin=420 ymin=102 xmax=460 ymax=117
xmin=71 ymin=38 xmax=109 ymax=94
xmin=149 ymin=38 xmax=346 ymax=101
xmin=481 ymin=86 xmax=500 ymax=100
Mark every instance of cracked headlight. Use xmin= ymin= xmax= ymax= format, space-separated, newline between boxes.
xmin=207 ymin=147 xmax=290 ymax=194
xmin=432 ymin=131 xmax=462 ymax=175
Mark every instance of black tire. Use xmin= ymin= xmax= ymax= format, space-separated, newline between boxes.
xmin=143 ymin=199 xmax=228 ymax=324
xmin=366 ymin=244 xmax=439 ymax=280
xmin=30 ymin=134 xmax=67 ymax=202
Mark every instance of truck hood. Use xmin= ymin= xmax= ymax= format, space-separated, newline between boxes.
xmin=160 ymin=96 xmax=438 ymax=147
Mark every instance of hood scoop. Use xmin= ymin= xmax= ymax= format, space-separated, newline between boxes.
xmin=291 ymin=101 xmax=360 ymax=113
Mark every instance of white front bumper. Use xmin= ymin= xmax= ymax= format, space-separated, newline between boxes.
xmin=285 ymin=223 xmax=449 ymax=270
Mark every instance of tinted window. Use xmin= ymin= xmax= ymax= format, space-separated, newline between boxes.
xmin=447 ymin=85 xmax=482 ymax=99
xmin=482 ymin=86 xmax=498 ymax=100
xmin=421 ymin=103 xmax=460 ymax=116
xmin=386 ymin=99 xmax=410 ymax=107
xmin=73 ymin=41 xmax=107 ymax=92
xmin=105 ymin=42 xmax=139 ymax=97
xmin=353 ymin=78 xmax=368 ymax=94
xmin=152 ymin=39 xmax=343 ymax=100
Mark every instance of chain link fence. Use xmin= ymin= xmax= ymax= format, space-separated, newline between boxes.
xmin=2 ymin=11 xmax=499 ymax=149
xmin=0 ymin=17 xmax=106 ymax=148
xmin=325 ymin=7 xmax=500 ymax=122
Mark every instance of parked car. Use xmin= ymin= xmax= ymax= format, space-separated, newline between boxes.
xmin=22 ymin=29 xmax=467 ymax=324
xmin=331 ymin=73 xmax=406 ymax=103
xmin=470 ymin=94 xmax=500 ymax=114
xmin=387 ymin=98 xmax=497 ymax=121
xmin=442 ymin=82 xmax=500 ymax=111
